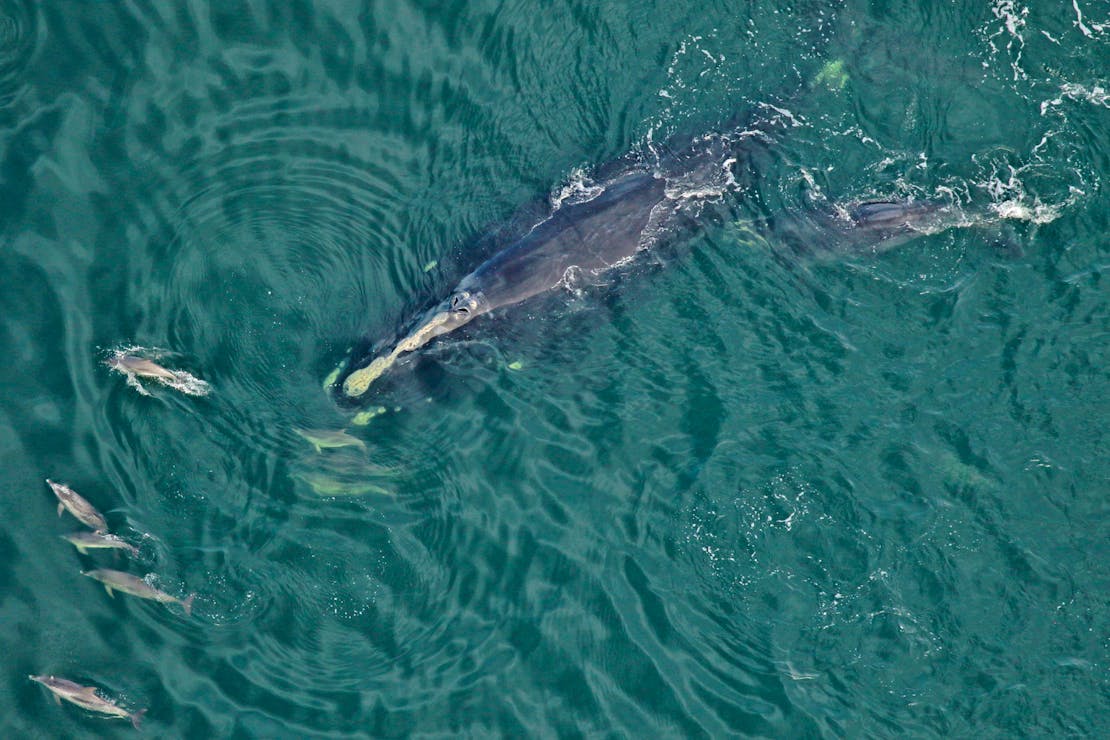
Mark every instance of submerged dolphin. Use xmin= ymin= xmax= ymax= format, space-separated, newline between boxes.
xmin=29 ymin=675 xmax=147 ymax=729
xmin=337 ymin=129 xmax=983 ymax=399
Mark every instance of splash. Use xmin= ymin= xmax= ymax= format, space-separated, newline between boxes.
xmin=976 ymin=161 xmax=1078 ymax=225
xmin=551 ymin=167 xmax=604 ymax=209
xmin=990 ymin=198 xmax=1064 ymax=224
xmin=1040 ymin=83 xmax=1110 ymax=115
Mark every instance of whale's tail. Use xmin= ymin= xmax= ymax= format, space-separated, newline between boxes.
xmin=758 ymin=197 xmax=1023 ymax=258
xmin=840 ymin=199 xmax=965 ymax=252
xmin=840 ymin=199 xmax=1022 ymax=256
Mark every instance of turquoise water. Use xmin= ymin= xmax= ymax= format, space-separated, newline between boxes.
xmin=2 ymin=0 xmax=1107 ymax=736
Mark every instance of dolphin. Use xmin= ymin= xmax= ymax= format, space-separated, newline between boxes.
xmin=61 ymin=531 xmax=140 ymax=557
xmin=45 ymin=479 xmax=108 ymax=533
xmin=83 ymin=569 xmax=195 ymax=616
xmin=29 ymin=674 xmax=147 ymax=729
xmin=104 ymin=349 xmax=211 ymax=397
xmin=337 ymin=129 xmax=989 ymax=399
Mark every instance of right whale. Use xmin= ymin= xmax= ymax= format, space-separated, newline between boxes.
xmin=337 ymin=127 xmax=996 ymax=399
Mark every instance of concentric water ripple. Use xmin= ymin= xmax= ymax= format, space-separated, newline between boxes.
xmin=0 ymin=0 xmax=37 ymax=107
xmin=3 ymin=0 xmax=1107 ymax=736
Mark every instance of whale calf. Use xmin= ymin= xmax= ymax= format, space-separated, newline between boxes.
xmin=337 ymin=128 xmax=975 ymax=399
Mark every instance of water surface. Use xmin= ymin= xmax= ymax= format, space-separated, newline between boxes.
xmin=1 ymin=0 xmax=1107 ymax=736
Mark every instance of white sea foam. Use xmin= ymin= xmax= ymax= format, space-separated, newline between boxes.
xmin=990 ymin=199 xmax=1063 ymax=224
xmin=550 ymin=167 xmax=603 ymax=209
xmin=1072 ymin=0 xmax=1109 ymax=37
xmin=981 ymin=0 xmax=1029 ymax=81
xmin=1041 ymin=82 xmax=1110 ymax=115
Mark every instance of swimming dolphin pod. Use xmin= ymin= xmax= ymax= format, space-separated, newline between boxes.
xmin=337 ymin=125 xmax=992 ymax=399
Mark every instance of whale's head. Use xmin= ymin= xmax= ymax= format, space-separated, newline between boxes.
xmin=341 ymin=290 xmax=486 ymax=398
xmin=442 ymin=290 xmax=483 ymax=333
xmin=400 ymin=290 xmax=483 ymax=350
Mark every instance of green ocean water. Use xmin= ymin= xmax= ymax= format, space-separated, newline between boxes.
xmin=1 ymin=0 xmax=1107 ymax=736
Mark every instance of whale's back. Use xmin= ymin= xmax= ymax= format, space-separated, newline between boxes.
xmin=461 ymin=171 xmax=669 ymax=312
